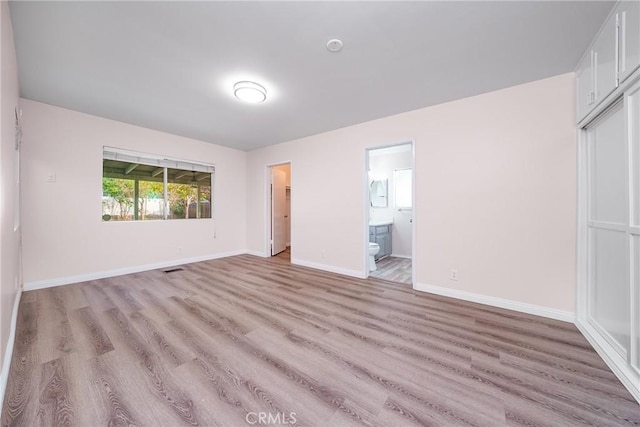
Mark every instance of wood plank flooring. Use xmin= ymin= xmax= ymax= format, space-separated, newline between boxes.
xmin=2 ymin=254 xmax=639 ymax=426
xmin=369 ymin=257 xmax=412 ymax=284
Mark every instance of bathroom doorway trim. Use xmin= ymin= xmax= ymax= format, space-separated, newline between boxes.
xmin=364 ymin=141 xmax=416 ymax=286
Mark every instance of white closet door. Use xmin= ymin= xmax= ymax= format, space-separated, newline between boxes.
xmin=628 ymin=84 xmax=640 ymax=373
xmin=586 ymin=99 xmax=631 ymax=356
xmin=592 ymin=13 xmax=619 ymax=103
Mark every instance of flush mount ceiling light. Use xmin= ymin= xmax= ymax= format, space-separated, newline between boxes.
xmin=233 ymin=81 xmax=267 ymax=103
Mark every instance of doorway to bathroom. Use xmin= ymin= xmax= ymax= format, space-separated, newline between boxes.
xmin=366 ymin=143 xmax=415 ymax=285
xmin=268 ymin=163 xmax=291 ymax=262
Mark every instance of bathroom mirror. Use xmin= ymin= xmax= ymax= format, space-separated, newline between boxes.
xmin=370 ymin=179 xmax=388 ymax=207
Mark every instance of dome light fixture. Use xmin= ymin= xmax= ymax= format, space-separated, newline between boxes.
xmin=233 ymin=81 xmax=267 ymax=103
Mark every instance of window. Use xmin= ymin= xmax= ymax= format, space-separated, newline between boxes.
xmin=102 ymin=148 xmax=214 ymax=221
xmin=394 ymin=168 xmax=412 ymax=209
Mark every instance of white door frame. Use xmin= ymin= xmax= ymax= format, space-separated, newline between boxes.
xmin=364 ymin=141 xmax=416 ymax=286
xmin=264 ymin=161 xmax=292 ymax=257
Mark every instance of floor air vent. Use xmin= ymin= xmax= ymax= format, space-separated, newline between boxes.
xmin=163 ymin=267 xmax=184 ymax=274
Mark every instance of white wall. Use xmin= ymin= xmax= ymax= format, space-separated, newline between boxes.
xmin=0 ymin=0 xmax=21 ymax=369
xmin=21 ymin=100 xmax=247 ymax=285
xmin=369 ymin=148 xmax=413 ymax=257
xmin=247 ymin=73 xmax=577 ymax=313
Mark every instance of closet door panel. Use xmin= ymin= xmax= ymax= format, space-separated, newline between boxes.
xmin=576 ymin=52 xmax=593 ymax=122
xmin=590 ymin=101 xmax=627 ymax=224
xmin=586 ymin=97 xmax=631 ymax=358
xmin=592 ymin=13 xmax=619 ymax=104
xmin=590 ymin=228 xmax=630 ymax=354
xmin=630 ymin=84 xmax=640 ymax=374
xmin=619 ymin=0 xmax=640 ymax=82
xmin=630 ymin=84 xmax=640 ymax=227
xmin=634 ymin=235 xmax=640 ymax=371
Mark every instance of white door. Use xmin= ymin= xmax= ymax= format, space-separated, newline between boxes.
xmin=618 ymin=0 xmax=640 ymax=83
xmin=585 ymin=99 xmax=631 ymax=356
xmin=576 ymin=52 xmax=593 ymax=122
xmin=592 ymin=12 xmax=618 ymax=104
xmin=271 ymin=168 xmax=287 ymax=256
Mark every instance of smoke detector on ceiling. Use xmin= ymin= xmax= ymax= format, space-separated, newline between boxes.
xmin=326 ymin=39 xmax=343 ymax=53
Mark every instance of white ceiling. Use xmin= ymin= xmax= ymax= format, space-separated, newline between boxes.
xmin=9 ymin=1 xmax=613 ymax=151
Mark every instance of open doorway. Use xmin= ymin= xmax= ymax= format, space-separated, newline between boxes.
xmin=268 ymin=163 xmax=291 ymax=261
xmin=365 ymin=143 xmax=415 ymax=285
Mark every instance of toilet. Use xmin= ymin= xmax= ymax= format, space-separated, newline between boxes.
xmin=368 ymin=242 xmax=380 ymax=271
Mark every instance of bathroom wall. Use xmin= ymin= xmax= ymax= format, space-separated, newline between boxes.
xmin=369 ymin=146 xmax=412 ymax=257
xmin=247 ymin=72 xmax=577 ymax=315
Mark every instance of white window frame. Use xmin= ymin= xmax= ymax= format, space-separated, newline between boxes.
xmin=102 ymin=147 xmax=215 ymax=221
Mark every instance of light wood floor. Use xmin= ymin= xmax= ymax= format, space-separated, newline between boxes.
xmin=274 ymin=246 xmax=291 ymax=262
xmin=2 ymin=255 xmax=639 ymax=426
xmin=369 ymin=257 xmax=412 ymax=285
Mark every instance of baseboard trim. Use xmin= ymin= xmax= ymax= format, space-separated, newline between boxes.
xmin=24 ymin=250 xmax=248 ymax=291
xmin=0 ymin=288 xmax=22 ymax=408
xmin=291 ymin=258 xmax=367 ymax=279
xmin=390 ymin=253 xmax=412 ymax=259
xmin=245 ymin=250 xmax=268 ymax=258
xmin=576 ymin=319 xmax=640 ymax=404
xmin=414 ymin=282 xmax=575 ymax=323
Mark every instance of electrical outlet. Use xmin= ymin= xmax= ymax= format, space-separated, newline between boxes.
xmin=46 ymin=173 xmax=56 ymax=183
xmin=177 ymin=246 xmax=183 ymax=254
xmin=321 ymin=250 xmax=326 ymax=259
xmin=450 ymin=269 xmax=458 ymax=281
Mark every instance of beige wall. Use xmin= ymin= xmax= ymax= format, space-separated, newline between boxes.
xmin=247 ymin=73 xmax=577 ymax=313
xmin=20 ymin=100 xmax=247 ymax=285
xmin=0 ymin=1 xmax=21 ymax=369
